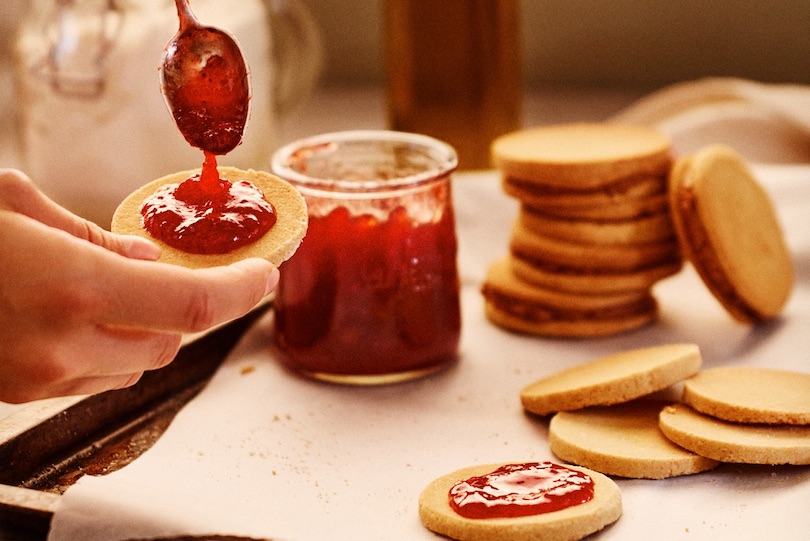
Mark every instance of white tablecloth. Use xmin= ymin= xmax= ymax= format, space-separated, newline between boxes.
xmin=48 ymin=164 xmax=810 ymax=541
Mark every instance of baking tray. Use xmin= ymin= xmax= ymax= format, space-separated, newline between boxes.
xmin=0 ymin=306 xmax=270 ymax=539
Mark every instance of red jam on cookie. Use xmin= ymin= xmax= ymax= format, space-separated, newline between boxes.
xmin=141 ymin=152 xmax=276 ymax=254
xmin=448 ymin=462 xmax=595 ymax=519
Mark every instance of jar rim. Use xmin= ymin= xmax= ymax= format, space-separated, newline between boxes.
xmin=270 ymin=130 xmax=458 ymax=192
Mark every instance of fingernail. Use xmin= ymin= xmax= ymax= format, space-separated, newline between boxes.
xmin=264 ymin=266 xmax=280 ymax=296
xmin=124 ymin=236 xmax=161 ymax=260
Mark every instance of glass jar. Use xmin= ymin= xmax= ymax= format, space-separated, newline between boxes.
xmin=271 ymin=130 xmax=461 ymax=385
xmin=385 ymin=0 xmax=522 ymax=170
xmin=13 ymin=0 xmax=321 ymax=227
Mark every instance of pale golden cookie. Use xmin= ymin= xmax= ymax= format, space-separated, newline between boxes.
xmin=659 ymin=403 xmax=810 ymax=465
xmin=520 ymin=344 xmax=701 ymax=416
xmin=491 ymin=123 xmax=672 ymax=189
xmin=683 ymin=367 xmax=810 ymax=425
xmin=112 ymin=167 xmax=308 ymax=269
xmin=669 ymin=145 xmax=794 ymax=322
xmin=518 ymin=206 xmax=676 ymax=246
xmin=482 ymin=258 xmax=659 ymax=338
xmin=418 ymin=462 xmax=622 ymax=541
xmin=510 ymin=253 xmax=681 ymax=295
xmin=537 ymin=193 xmax=670 ymax=221
xmin=549 ymin=401 xmax=720 ymax=479
xmin=502 ymin=173 xmax=666 ymax=209
xmin=511 ymin=220 xmax=680 ymax=273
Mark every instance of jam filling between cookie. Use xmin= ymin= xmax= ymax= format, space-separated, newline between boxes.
xmin=449 ymin=462 xmax=595 ymax=519
xmin=480 ymin=286 xmax=656 ymax=322
xmin=141 ymin=152 xmax=276 ymax=255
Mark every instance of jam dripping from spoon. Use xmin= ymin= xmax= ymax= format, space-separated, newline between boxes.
xmin=140 ymin=0 xmax=276 ymax=255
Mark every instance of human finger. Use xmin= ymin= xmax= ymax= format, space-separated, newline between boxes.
xmin=0 ymin=327 xmax=182 ymax=403
xmin=97 ymin=257 xmax=279 ymax=333
xmin=0 ymin=168 xmax=160 ymax=260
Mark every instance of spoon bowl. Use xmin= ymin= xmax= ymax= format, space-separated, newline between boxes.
xmin=160 ymin=0 xmax=250 ymax=155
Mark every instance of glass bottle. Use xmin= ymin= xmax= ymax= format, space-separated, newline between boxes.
xmin=385 ymin=0 xmax=522 ymax=170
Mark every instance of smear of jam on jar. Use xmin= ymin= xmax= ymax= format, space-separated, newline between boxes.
xmin=448 ymin=462 xmax=595 ymax=519
xmin=140 ymin=152 xmax=276 ymax=254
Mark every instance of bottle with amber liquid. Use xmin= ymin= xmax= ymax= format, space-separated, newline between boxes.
xmin=385 ymin=0 xmax=522 ymax=170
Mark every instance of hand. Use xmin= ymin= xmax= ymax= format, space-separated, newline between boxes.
xmin=0 ymin=169 xmax=279 ymax=403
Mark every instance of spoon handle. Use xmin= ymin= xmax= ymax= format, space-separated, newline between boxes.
xmin=173 ymin=0 xmax=197 ymax=30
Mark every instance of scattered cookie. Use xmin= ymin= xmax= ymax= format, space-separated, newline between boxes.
xmin=112 ymin=166 xmax=308 ymax=269
xmin=418 ymin=462 xmax=621 ymax=541
xmin=658 ymin=403 xmax=810 ymax=465
xmin=549 ymin=401 xmax=720 ymax=479
xmin=520 ymin=344 xmax=702 ymax=416
xmin=683 ymin=367 xmax=810 ymax=425
xmin=668 ymin=145 xmax=794 ymax=323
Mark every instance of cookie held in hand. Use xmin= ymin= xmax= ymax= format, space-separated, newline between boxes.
xmin=112 ymin=166 xmax=307 ymax=269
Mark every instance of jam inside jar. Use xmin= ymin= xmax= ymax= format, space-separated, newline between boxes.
xmin=271 ymin=131 xmax=461 ymax=384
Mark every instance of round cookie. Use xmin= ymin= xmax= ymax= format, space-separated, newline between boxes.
xmin=482 ymin=258 xmax=659 ymax=338
xmin=682 ymin=367 xmax=810 ymax=425
xmin=418 ymin=462 xmax=622 ymax=541
xmin=520 ymin=343 xmax=702 ymax=416
xmin=502 ymin=173 xmax=666 ymax=209
xmin=538 ymin=193 xmax=670 ymax=221
xmin=549 ymin=401 xmax=719 ymax=479
xmin=668 ymin=145 xmax=794 ymax=323
xmin=491 ymin=123 xmax=672 ymax=189
xmin=659 ymin=403 xmax=810 ymax=465
xmin=518 ymin=206 xmax=675 ymax=246
xmin=112 ymin=166 xmax=308 ymax=269
xmin=511 ymin=220 xmax=680 ymax=273
xmin=510 ymin=253 xmax=682 ymax=295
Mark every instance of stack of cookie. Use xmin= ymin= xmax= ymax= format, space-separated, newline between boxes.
xmin=482 ymin=123 xmax=683 ymax=337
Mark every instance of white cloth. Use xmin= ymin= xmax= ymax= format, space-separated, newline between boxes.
xmin=610 ymin=77 xmax=810 ymax=164
xmin=48 ymin=162 xmax=810 ymax=540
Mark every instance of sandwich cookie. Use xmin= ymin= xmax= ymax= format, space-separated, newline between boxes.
xmin=520 ymin=343 xmax=702 ymax=416
xmin=503 ymin=174 xmax=666 ymax=213
xmin=519 ymin=205 xmax=676 ymax=246
xmin=482 ymin=258 xmax=659 ymax=338
xmin=419 ymin=462 xmax=622 ymax=541
xmin=549 ymin=401 xmax=720 ymax=479
xmin=682 ymin=367 xmax=810 ymax=425
xmin=492 ymin=123 xmax=673 ymax=189
xmin=668 ymin=145 xmax=794 ymax=323
xmin=510 ymin=253 xmax=682 ymax=296
xmin=659 ymin=403 xmax=810 ymax=465
xmin=510 ymin=220 xmax=680 ymax=274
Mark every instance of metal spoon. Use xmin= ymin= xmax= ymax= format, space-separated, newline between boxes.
xmin=159 ymin=0 xmax=250 ymax=155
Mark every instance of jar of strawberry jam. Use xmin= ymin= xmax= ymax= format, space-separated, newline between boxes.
xmin=271 ymin=130 xmax=461 ymax=384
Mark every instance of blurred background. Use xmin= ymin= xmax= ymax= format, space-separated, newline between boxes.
xmin=302 ymin=0 xmax=809 ymax=88
xmin=0 ymin=0 xmax=807 ymax=222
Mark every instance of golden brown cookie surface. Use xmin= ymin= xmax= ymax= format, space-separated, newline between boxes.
xmin=492 ymin=123 xmax=672 ymax=188
xmin=520 ymin=344 xmax=702 ymax=416
xmin=549 ymin=401 xmax=719 ymax=479
xmin=659 ymin=403 xmax=810 ymax=465
xmin=683 ymin=367 xmax=810 ymax=425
